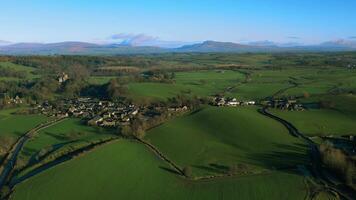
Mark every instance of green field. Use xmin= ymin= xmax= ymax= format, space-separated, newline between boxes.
xmin=16 ymin=118 xmax=117 ymax=171
xmin=12 ymin=140 xmax=308 ymax=200
xmin=126 ymin=70 xmax=245 ymax=101
xmin=146 ymin=106 xmax=309 ymax=177
xmin=88 ymin=76 xmax=118 ymax=85
xmin=270 ymin=108 xmax=356 ymax=137
xmin=0 ymin=62 xmax=39 ymax=81
xmin=0 ymin=108 xmax=49 ymax=158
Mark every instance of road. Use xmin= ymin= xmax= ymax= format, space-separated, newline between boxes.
xmin=0 ymin=117 xmax=66 ymax=191
xmin=259 ymin=108 xmax=355 ymax=200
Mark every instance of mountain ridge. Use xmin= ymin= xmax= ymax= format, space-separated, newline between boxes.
xmin=0 ymin=40 xmax=355 ymax=55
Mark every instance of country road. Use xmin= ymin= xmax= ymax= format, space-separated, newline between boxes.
xmin=0 ymin=117 xmax=67 ymax=191
xmin=259 ymin=108 xmax=355 ymax=200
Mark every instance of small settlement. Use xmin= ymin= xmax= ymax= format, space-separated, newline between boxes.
xmin=213 ymin=97 xmax=255 ymax=106
xmin=35 ymin=98 xmax=138 ymax=127
xmin=213 ymin=96 xmax=304 ymax=111
xmin=34 ymin=98 xmax=189 ymax=128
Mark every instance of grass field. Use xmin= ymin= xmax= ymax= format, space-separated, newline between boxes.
xmin=88 ymin=76 xmax=117 ymax=85
xmin=126 ymin=70 xmax=245 ymax=101
xmin=16 ymin=118 xmax=117 ymax=170
xmin=11 ymin=140 xmax=308 ymax=200
xmin=0 ymin=108 xmax=49 ymax=160
xmin=0 ymin=62 xmax=39 ymax=81
xmin=270 ymin=108 xmax=356 ymax=137
xmin=146 ymin=106 xmax=309 ymax=177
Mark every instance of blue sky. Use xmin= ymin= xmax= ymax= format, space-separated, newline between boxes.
xmin=1 ymin=0 xmax=356 ymax=45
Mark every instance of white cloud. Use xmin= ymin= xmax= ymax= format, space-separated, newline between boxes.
xmin=110 ymin=33 xmax=158 ymax=46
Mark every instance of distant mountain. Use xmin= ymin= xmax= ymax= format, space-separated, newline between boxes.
xmin=176 ymin=40 xmax=277 ymax=52
xmin=0 ymin=42 xmax=166 ymax=55
xmin=320 ymin=39 xmax=356 ymax=49
xmin=0 ymin=40 xmax=355 ymax=55
xmin=248 ymin=40 xmax=278 ymax=47
xmin=0 ymin=40 xmax=12 ymax=46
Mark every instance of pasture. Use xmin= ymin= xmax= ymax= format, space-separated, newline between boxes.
xmin=15 ymin=118 xmax=117 ymax=172
xmin=0 ymin=62 xmax=39 ymax=81
xmin=270 ymin=108 xmax=356 ymax=136
xmin=146 ymin=106 xmax=309 ymax=177
xmin=0 ymin=108 xmax=49 ymax=159
xmin=11 ymin=140 xmax=308 ymax=200
xmin=126 ymin=70 xmax=245 ymax=101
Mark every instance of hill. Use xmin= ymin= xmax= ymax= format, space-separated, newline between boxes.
xmin=1 ymin=40 xmax=356 ymax=55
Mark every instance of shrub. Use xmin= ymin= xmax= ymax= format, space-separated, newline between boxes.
xmin=183 ymin=166 xmax=193 ymax=178
xmin=319 ymin=143 xmax=356 ymax=190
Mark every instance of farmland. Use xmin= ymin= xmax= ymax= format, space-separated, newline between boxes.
xmin=126 ymin=70 xmax=245 ymax=101
xmin=146 ymin=106 xmax=309 ymax=177
xmin=0 ymin=62 xmax=39 ymax=81
xmin=11 ymin=140 xmax=308 ymax=200
xmin=14 ymin=118 xmax=117 ymax=173
xmin=0 ymin=52 xmax=355 ymax=200
xmin=270 ymin=108 xmax=356 ymax=136
xmin=0 ymin=108 xmax=49 ymax=160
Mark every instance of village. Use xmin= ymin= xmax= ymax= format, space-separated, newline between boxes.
xmin=34 ymin=98 xmax=141 ymax=127
xmin=213 ymin=96 xmax=304 ymax=111
xmin=33 ymin=97 xmax=192 ymax=128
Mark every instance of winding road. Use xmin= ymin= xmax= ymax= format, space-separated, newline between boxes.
xmin=259 ymin=107 xmax=355 ymax=200
xmin=0 ymin=117 xmax=67 ymax=191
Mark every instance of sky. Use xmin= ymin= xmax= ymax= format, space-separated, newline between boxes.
xmin=1 ymin=0 xmax=356 ymax=45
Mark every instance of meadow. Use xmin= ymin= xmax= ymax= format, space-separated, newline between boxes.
xmin=0 ymin=108 xmax=49 ymax=159
xmin=0 ymin=62 xmax=39 ymax=81
xmin=15 ymin=118 xmax=117 ymax=174
xmin=11 ymin=140 xmax=308 ymax=200
xmin=1 ymin=53 xmax=356 ymax=199
xmin=146 ymin=106 xmax=309 ymax=177
xmin=126 ymin=70 xmax=245 ymax=101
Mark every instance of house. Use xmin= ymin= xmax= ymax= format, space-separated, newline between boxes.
xmin=101 ymin=119 xmax=116 ymax=127
xmin=214 ymin=97 xmax=226 ymax=106
xmin=226 ymin=98 xmax=239 ymax=106
xmin=58 ymin=72 xmax=69 ymax=83
xmin=88 ymin=116 xmax=103 ymax=126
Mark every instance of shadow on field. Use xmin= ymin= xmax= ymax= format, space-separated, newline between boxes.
xmin=245 ymin=142 xmax=311 ymax=174
xmin=159 ymin=166 xmax=181 ymax=175
xmin=193 ymin=163 xmax=230 ymax=174
xmin=28 ymin=140 xmax=78 ymax=166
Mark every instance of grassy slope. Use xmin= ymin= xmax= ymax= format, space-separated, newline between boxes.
xmin=0 ymin=108 xmax=49 ymax=160
xmin=271 ymin=109 xmax=356 ymax=136
xmin=12 ymin=140 xmax=307 ymax=200
xmin=17 ymin=118 xmax=116 ymax=169
xmin=270 ymin=94 xmax=356 ymax=137
xmin=146 ymin=106 xmax=309 ymax=176
xmin=0 ymin=108 xmax=49 ymax=139
xmin=126 ymin=70 xmax=245 ymax=101
xmin=0 ymin=62 xmax=39 ymax=81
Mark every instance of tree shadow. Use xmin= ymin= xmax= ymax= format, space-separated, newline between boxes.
xmin=244 ymin=142 xmax=312 ymax=175
xmin=159 ymin=166 xmax=181 ymax=176
xmin=193 ymin=163 xmax=230 ymax=174
xmin=28 ymin=140 xmax=78 ymax=166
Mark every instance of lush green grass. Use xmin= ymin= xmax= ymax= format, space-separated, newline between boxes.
xmin=16 ymin=118 xmax=117 ymax=169
xmin=88 ymin=76 xmax=117 ymax=85
xmin=12 ymin=140 xmax=308 ymax=200
xmin=146 ymin=106 xmax=309 ymax=177
xmin=270 ymin=108 xmax=356 ymax=137
xmin=126 ymin=70 xmax=245 ymax=101
xmin=0 ymin=108 xmax=49 ymax=159
xmin=0 ymin=61 xmax=39 ymax=81
xmin=228 ymin=82 xmax=292 ymax=100
xmin=0 ymin=107 xmax=49 ymax=138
